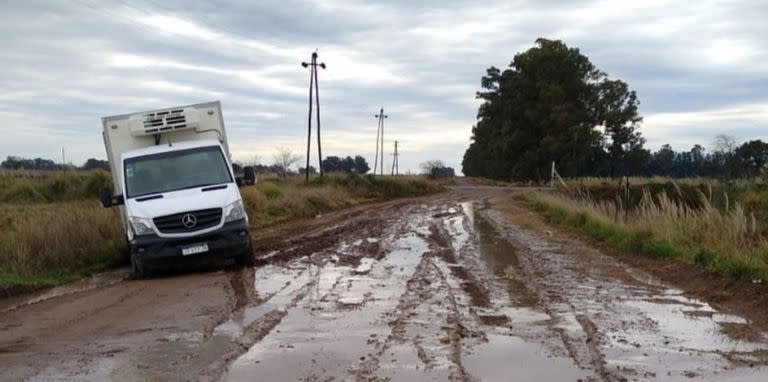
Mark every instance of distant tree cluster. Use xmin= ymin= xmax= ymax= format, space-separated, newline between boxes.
xmin=1 ymin=156 xmax=109 ymax=171
xmin=642 ymin=138 xmax=768 ymax=178
xmin=321 ymin=156 xmax=370 ymax=174
xmin=421 ymin=160 xmax=455 ymax=178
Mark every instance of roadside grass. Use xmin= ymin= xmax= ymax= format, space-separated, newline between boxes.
xmin=523 ymin=189 xmax=768 ymax=283
xmin=0 ymin=201 xmax=126 ymax=290
xmin=563 ymin=177 xmax=768 ymax=236
xmin=0 ymin=173 xmax=443 ymax=290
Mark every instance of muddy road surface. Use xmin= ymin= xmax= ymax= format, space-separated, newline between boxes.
xmin=2 ymin=188 xmax=768 ymax=381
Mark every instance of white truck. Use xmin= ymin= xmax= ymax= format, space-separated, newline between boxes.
xmin=99 ymin=101 xmax=255 ymax=277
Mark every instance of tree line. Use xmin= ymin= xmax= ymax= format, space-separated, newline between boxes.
xmin=461 ymin=38 xmax=767 ymax=181
xmin=1 ymin=156 xmax=109 ymax=171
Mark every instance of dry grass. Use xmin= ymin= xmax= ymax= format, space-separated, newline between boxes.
xmin=0 ymin=201 xmax=125 ymax=286
xmin=526 ymin=189 xmax=768 ymax=282
xmin=0 ymin=169 xmax=112 ymax=202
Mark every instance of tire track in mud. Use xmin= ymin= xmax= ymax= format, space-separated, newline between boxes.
xmin=480 ymin=198 xmax=768 ymax=381
xmin=351 ymin=222 xmax=474 ymax=381
xmin=354 ymin=215 xmax=498 ymax=381
xmin=476 ymin=207 xmax=612 ymax=380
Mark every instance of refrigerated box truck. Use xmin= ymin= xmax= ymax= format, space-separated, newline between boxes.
xmin=99 ymin=101 xmax=254 ymax=277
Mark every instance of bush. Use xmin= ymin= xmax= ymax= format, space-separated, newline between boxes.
xmin=82 ymin=170 xmax=112 ymax=197
xmin=260 ymin=182 xmax=284 ymax=200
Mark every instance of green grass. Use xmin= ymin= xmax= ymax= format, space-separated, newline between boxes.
xmin=523 ymin=189 xmax=768 ymax=283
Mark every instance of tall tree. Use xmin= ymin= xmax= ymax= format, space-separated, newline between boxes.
xmin=462 ymin=38 xmax=643 ymax=181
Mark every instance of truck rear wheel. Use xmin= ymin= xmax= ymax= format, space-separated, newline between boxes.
xmin=130 ymin=253 xmax=145 ymax=279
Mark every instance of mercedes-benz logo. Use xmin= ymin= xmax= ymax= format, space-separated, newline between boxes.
xmin=181 ymin=213 xmax=197 ymax=228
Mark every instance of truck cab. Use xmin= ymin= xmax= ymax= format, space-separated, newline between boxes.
xmin=100 ymin=101 xmax=253 ymax=277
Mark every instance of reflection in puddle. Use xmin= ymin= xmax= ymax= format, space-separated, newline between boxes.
xmin=465 ymin=334 xmax=590 ymax=381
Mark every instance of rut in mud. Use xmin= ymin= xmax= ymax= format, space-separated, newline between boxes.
xmin=2 ymin=189 xmax=768 ymax=381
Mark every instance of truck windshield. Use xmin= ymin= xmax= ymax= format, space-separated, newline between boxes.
xmin=124 ymin=146 xmax=232 ymax=198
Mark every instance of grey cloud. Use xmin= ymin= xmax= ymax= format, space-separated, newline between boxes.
xmin=1 ymin=0 xmax=767 ymax=173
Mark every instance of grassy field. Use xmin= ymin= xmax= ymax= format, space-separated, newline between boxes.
xmin=522 ymin=178 xmax=768 ymax=283
xmin=0 ymin=171 xmax=442 ymax=291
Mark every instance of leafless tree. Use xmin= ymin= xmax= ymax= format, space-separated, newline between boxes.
xmin=713 ymin=134 xmax=737 ymax=154
xmin=273 ymin=147 xmax=301 ymax=177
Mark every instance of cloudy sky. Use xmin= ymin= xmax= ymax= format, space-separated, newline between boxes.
xmin=2 ymin=0 xmax=767 ymax=173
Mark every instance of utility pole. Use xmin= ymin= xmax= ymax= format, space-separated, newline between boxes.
xmin=61 ymin=147 xmax=66 ymax=170
xmin=301 ymin=51 xmax=326 ymax=182
xmin=374 ymin=108 xmax=387 ymax=176
xmin=391 ymin=141 xmax=399 ymax=176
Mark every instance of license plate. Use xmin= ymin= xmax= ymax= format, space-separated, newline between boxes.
xmin=181 ymin=243 xmax=209 ymax=256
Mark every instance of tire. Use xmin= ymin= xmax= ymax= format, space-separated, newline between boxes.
xmin=130 ymin=253 xmax=146 ymax=279
xmin=236 ymin=243 xmax=255 ymax=267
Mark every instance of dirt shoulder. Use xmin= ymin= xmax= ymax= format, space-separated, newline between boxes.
xmin=495 ymin=194 xmax=768 ymax=332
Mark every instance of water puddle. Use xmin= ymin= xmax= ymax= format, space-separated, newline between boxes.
xmin=214 ymin=304 xmax=276 ymax=338
xmin=464 ymin=333 xmax=590 ymax=381
xmin=472 ymin=211 xmax=539 ymax=307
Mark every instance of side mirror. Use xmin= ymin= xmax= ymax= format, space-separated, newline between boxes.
xmin=99 ymin=187 xmax=112 ymax=207
xmin=243 ymin=166 xmax=256 ymax=186
xmin=99 ymin=186 xmax=124 ymax=207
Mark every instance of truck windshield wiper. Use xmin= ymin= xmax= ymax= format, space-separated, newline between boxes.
xmin=136 ymin=194 xmax=164 ymax=202
xmin=201 ymin=184 xmax=228 ymax=192
xmin=176 ymin=182 xmax=226 ymax=191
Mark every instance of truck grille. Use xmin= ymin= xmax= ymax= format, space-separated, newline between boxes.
xmin=153 ymin=208 xmax=222 ymax=234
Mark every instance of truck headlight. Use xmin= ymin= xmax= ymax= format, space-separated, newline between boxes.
xmin=224 ymin=200 xmax=247 ymax=223
xmin=129 ymin=217 xmax=154 ymax=236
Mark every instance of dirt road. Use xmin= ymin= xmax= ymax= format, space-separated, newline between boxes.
xmin=2 ymin=188 xmax=768 ymax=381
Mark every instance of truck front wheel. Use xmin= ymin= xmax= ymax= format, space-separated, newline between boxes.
xmin=130 ymin=253 xmax=146 ymax=279
xmin=236 ymin=243 xmax=255 ymax=267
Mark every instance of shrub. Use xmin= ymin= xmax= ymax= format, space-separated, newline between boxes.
xmin=82 ymin=170 xmax=112 ymax=197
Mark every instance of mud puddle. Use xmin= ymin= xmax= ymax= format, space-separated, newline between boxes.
xmin=0 ymin=268 xmax=129 ymax=313
xmin=226 ymin=217 xmax=435 ymax=381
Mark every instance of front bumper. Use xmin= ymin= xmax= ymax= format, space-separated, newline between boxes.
xmin=130 ymin=219 xmax=251 ymax=265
